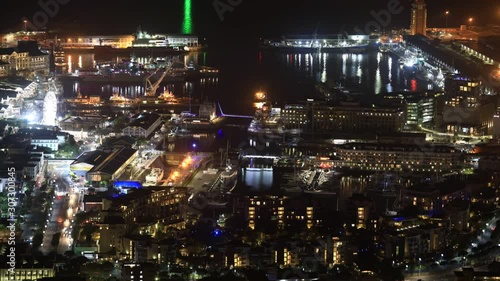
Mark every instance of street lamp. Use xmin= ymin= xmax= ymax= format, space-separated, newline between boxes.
xmin=23 ymin=20 xmax=27 ymax=32
xmin=468 ymin=17 xmax=474 ymax=29
xmin=445 ymin=11 xmax=449 ymax=29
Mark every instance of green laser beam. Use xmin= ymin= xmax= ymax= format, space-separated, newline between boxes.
xmin=182 ymin=0 xmax=193 ymax=34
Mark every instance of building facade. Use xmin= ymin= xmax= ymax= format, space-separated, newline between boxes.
xmin=441 ymin=75 xmax=497 ymax=135
xmin=0 ymin=267 xmax=54 ymax=281
xmin=280 ymin=101 xmax=405 ymax=134
xmin=122 ymin=112 xmax=162 ymax=138
xmin=383 ymin=92 xmax=443 ymax=129
xmin=0 ymin=41 xmax=49 ymax=75
xmin=60 ymin=35 xmax=135 ymax=49
xmin=334 ymin=143 xmax=462 ymax=172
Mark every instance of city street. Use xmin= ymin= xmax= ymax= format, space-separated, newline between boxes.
xmin=41 ymin=166 xmax=81 ymax=254
xmin=404 ymin=212 xmax=500 ymax=280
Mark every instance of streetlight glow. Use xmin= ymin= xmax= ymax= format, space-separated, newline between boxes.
xmin=445 ymin=11 xmax=449 ymax=29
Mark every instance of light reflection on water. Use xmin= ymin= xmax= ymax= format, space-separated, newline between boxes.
xmin=266 ymin=51 xmax=430 ymax=95
xmin=61 ymin=52 xmax=218 ymax=100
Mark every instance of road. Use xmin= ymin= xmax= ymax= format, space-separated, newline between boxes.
xmin=405 ymin=272 xmax=456 ymax=281
xmin=40 ymin=167 xmax=80 ymax=254
xmin=403 ymin=213 xmax=499 ymax=280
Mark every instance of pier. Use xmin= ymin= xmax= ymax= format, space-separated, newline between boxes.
xmin=404 ymin=35 xmax=499 ymax=95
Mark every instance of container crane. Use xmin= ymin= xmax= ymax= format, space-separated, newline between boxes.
xmin=144 ymin=60 xmax=179 ymax=96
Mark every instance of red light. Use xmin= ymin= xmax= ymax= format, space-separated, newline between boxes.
xmin=411 ymin=79 xmax=417 ymax=92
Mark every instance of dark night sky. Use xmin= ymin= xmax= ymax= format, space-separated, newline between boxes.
xmin=1 ymin=0 xmax=498 ymax=42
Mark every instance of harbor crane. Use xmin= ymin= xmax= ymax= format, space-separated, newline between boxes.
xmin=144 ymin=60 xmax=180 ymax=96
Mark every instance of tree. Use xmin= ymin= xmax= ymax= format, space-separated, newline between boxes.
xmin=51 ymin=232 xmax=61 ymax=247
xmin=56 ymin=142 xmax=80 ymax=158
xmin=379 ymin=260 xmax=404 ymax=281
xmin=81 ymin=261 xmax=115 ymax=281
xmin=135 ymin=137 xmax=148 ymax=148
xmin=32 ymin=232 xmax=43 ymax=249
xmin=82 ymin=224 xmax=99 ymax=243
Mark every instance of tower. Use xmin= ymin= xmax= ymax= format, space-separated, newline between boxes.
xmin=411 ymin=0 xmax=427 ymax=36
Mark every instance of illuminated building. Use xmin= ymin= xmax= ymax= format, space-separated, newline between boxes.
xmin=334 ymin=142 xmax=461 ymax=172
xmin=402 ymin=180 xmax=468 ymax=214
xmin=60 ymin=35 xmax=134 ymax=49
xmin=279 ymin=34 xmax=376 ymax=47
xmin=30 ymin=134 xmax=60 ymax=151
xmin=457 ymin=36 xmax=500 ymax=69
xmin=280 ymin=100 xmax=405 ymax=134
xmin=122 ymin=112 xmax=162 ymax=138
xmin=0 ymin=41 xmax=49 ymax=76
xmin=444 ymin=75 xmax=482 ymax=107
xmin=442 ymin=75 xmax=496 ymax=135
xmin=332 ymin=237 xmax=346 ymax=265
xmin=59 ymin=116 xmax=107 ymax=140
xmin=133 ymin=32 xmax=198 ymax=48
xmin=346 ymin=194 xmax=374 ymax=230
xmin=380 ymin=217 xmax=448 ymax=259
xmin=410 ymin=0 xmax=427 ymax=36
xmin=97 ymin=215 xmax=127 ymax=255
xmin=0 ymin=61 xmax=8 ymax=77
xmin=71 ymin=147 xmax=138 ymax=182
xmin=60 ymin=33 xmax=199 ymax=49
xmin=107 ymin=187 xmax=186 ymax=228
xmin=236 ymin=193 xmax=337 ymax=231
xmin=274 ymin=247 xmax=299 ymax=267
xmin=0 ymin=267 xmax=54 ymax=281
xmin=97 ymin=187 xmax=186 ymax=261
xmin=382 ymin=92 xmax=444 ymax=129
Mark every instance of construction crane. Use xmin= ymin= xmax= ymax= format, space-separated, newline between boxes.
xmin=144 ymin=60 xmax=179 ymax=96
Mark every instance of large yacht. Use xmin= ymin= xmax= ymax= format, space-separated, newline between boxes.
xmin=54 ymin=47 xmax=67 ymax=67
xmin=109 ymin=93 xmax=135 ymax=107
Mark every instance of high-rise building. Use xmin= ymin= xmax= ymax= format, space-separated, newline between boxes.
xmin=411 ymin=0 xmax=427 ymax=36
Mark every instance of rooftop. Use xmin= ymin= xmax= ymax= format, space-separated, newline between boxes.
xmin=83 ymin=194 xmax=106 ymax=203
xmin=460 ymin=36 xmax=500 ymax=63
xmin=72 ymin=150 xmax=112 ymax=166
xmin=128 ymin=112 xmax=161 ymax=130
xmin=17 ymin=128 xmax=62 ymax=140
xmin=338 ymin=142 xmax=456 ymax=153
xmin=87 ymin=147 xmax=137 ymax=176
xmin=0 ymin=41 xmax=47 ymax=57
